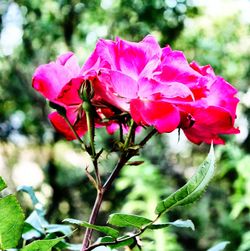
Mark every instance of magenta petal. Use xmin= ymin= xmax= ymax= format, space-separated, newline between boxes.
xmin=48 ymin=109 xmax=87 ymax=140
xmin=32 ymin=62 xmax=73 ymax=100
xmin=207 ymin=77 xmax=239 ymax=119
xmin=159 ymin=47 xmax=201 ymax=85
xmin=183 ymin=106 xmax=239 ymax=145
xmin=116 ymin=35 xmax=161 ymax=79
xmin=81 ymin=39 xmax=117 ymax=74
xmin=109 ymin=70 xmax=138 ymax=99
xmin=106 ymin=123 xmax=119 ymax=135
xmin=130 ymin=99 xmax=180 ymax=133
xmin=190 ymin=61 xmax=215 ymax=78
xmin=56 ymin=52 xmax=81 ymax=76
xmin=138 ymin=77 xmax=193 ymax=100
xmin=56 ymin=77 xmax=84 ymax=106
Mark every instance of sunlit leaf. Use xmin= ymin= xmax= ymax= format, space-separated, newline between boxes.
xmin=108 ymin=213 xmax=152 ymax=228
xmin=22 ymin=222 xmax=43 ymax=240
xmin=17 ymin=185 xmax=45 ymax=217
xmin=97 ymin=235 xmax=134 ymax=249
xmin=148 ymin=219 xmax=195 ymax=231
xmin=155 ymin=144 xmax=215 ymax=214
xmin=0 ymin=195 xmax=25 ymax=249
xmin=92 ymin=246 xmax=112 ymax=251
xmin=0 ymin=177 xmax=7 ymax=192
xmin=63 ymin=218 xmax=119 ymax=238
xmin=65 ymin=243 xmax=82 ymax=251
xmin=46 ymin=224 xmax=72 ymax=236
xmin=0 ymin=177 xmax=25 ymax=250
xmin=21 ymin=237 xmax=63 ymax=251
xmin=207 ymin=241 xmax=230 ymax=251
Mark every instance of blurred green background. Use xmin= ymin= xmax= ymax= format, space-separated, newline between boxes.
xmin=1 ymin=0 xmax=250 ymax=250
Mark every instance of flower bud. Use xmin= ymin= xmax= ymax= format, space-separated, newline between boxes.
xmin=79 ymin=80 xmax=94 ymax=102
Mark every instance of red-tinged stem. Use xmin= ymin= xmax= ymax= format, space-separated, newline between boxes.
xmin=81 ymin=125 xmax=156 ymax=251
xmin=81 ymin=190 xmax=104 ymax=250
xmin=81 ymin=152 xmax=132 ymax=251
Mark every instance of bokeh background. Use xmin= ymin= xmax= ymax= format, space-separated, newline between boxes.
xmin=1 ymin=0 xmax=250 ymax=250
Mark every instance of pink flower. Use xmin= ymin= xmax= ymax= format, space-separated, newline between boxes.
xmin=32 ymin=52 xmax=88 ymax=140
xmin=32 ymin=52 xmax=127 ymax=140
xmin=82 ymin=35 xmax=239 ymax=144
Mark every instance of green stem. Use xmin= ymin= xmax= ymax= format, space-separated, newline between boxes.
xmin=63 ymin=115 xmax=84 ymax=145
xmin=85 ymin=210 xmax=162 ymax=251
xmin=123 ymin=120 xmax=136 ymax=149
xmin=86 ymin=110 xmax=96 ymax=157
xmin=81 ymin=190 xmax=104 ymax=250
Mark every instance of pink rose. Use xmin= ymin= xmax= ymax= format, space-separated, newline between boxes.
xmin=82 ymin=35 xmax=239 ymax=144
xmin=32 ymin=52 xmax=113 ymax=140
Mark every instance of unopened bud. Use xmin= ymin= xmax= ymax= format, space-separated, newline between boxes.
xmin=79 ymin=79 xmax=94 ymax=102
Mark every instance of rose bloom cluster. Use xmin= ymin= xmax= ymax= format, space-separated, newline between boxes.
xmin=33 ymin=35 xmax=239 ymax=144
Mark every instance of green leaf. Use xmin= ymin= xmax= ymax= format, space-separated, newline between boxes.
xmin=25 ymin=211 xmax=47 ymax=234
xmin=64 ymin=243 xmax=82 ymax=251
xmin=92 ymin=246 xmax=112 ymax=251
xmin=207 ymin=241 xmax=230 ymax=251
xmin=148 ymin=219 xmax=195 ymax=231
xmin=63 ymin=218 xmax=119 ymax=238
xmin=155 ymin=144 xmax=215 ymax=214
xmin=46 ymin=224 xmax=72 ymax=236
xmin=22 ymin=222 xmax=43 ymax=240
xmin=21 ymin=237 xmax=63 ymax=251
xmin=17 ymin=186 xmax=45 ymax=218
xmin=0 ymin=195 xmax=25 ymax=249
xmin=108 ymin=213 xmax=152 ymax=228
xmin=0 ymin=177 xmax=7 ymax=192
xmin=97 ymin=235 xmax=134 ymax=249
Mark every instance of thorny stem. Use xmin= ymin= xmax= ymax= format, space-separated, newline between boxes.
xmin=81 ymin=125 xmax=157 ymax=251
xmin=81 ymin=190 xmax=104 ymax=249
xmin=81 ymin=152 xmax=133 ymax=251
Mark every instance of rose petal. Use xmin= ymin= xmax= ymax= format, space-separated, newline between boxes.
xmin=32 ymin=63 xmax=73 ymax=100
xmin=56 ymin=52 xmax=80 ymax=76
xmin=32 ymin=52 xmax=80 ymax=101
xmin=183 ymin=106 xmax=240 ymax=144
xmin=159 ymin=47 xmax=201 ymax=85
xmin=138 ymin=77 xmax=193 ymax=101
xmin=190 ymin=61 xmax=215 ymax=78
xmin=56 ymin=77 xmax=84 ymax=106
xmin=207 ymin=77 xmax=239 ymax=119
xmin=130 ymin=99 xmax=180 ymax=133
xmin=48 ymin=109 xmax=87 ymax=140
xmin=117 ymin=35 xmax=161 ymax=79
xmin=109 ymin=70 xmax=138 ymax=99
